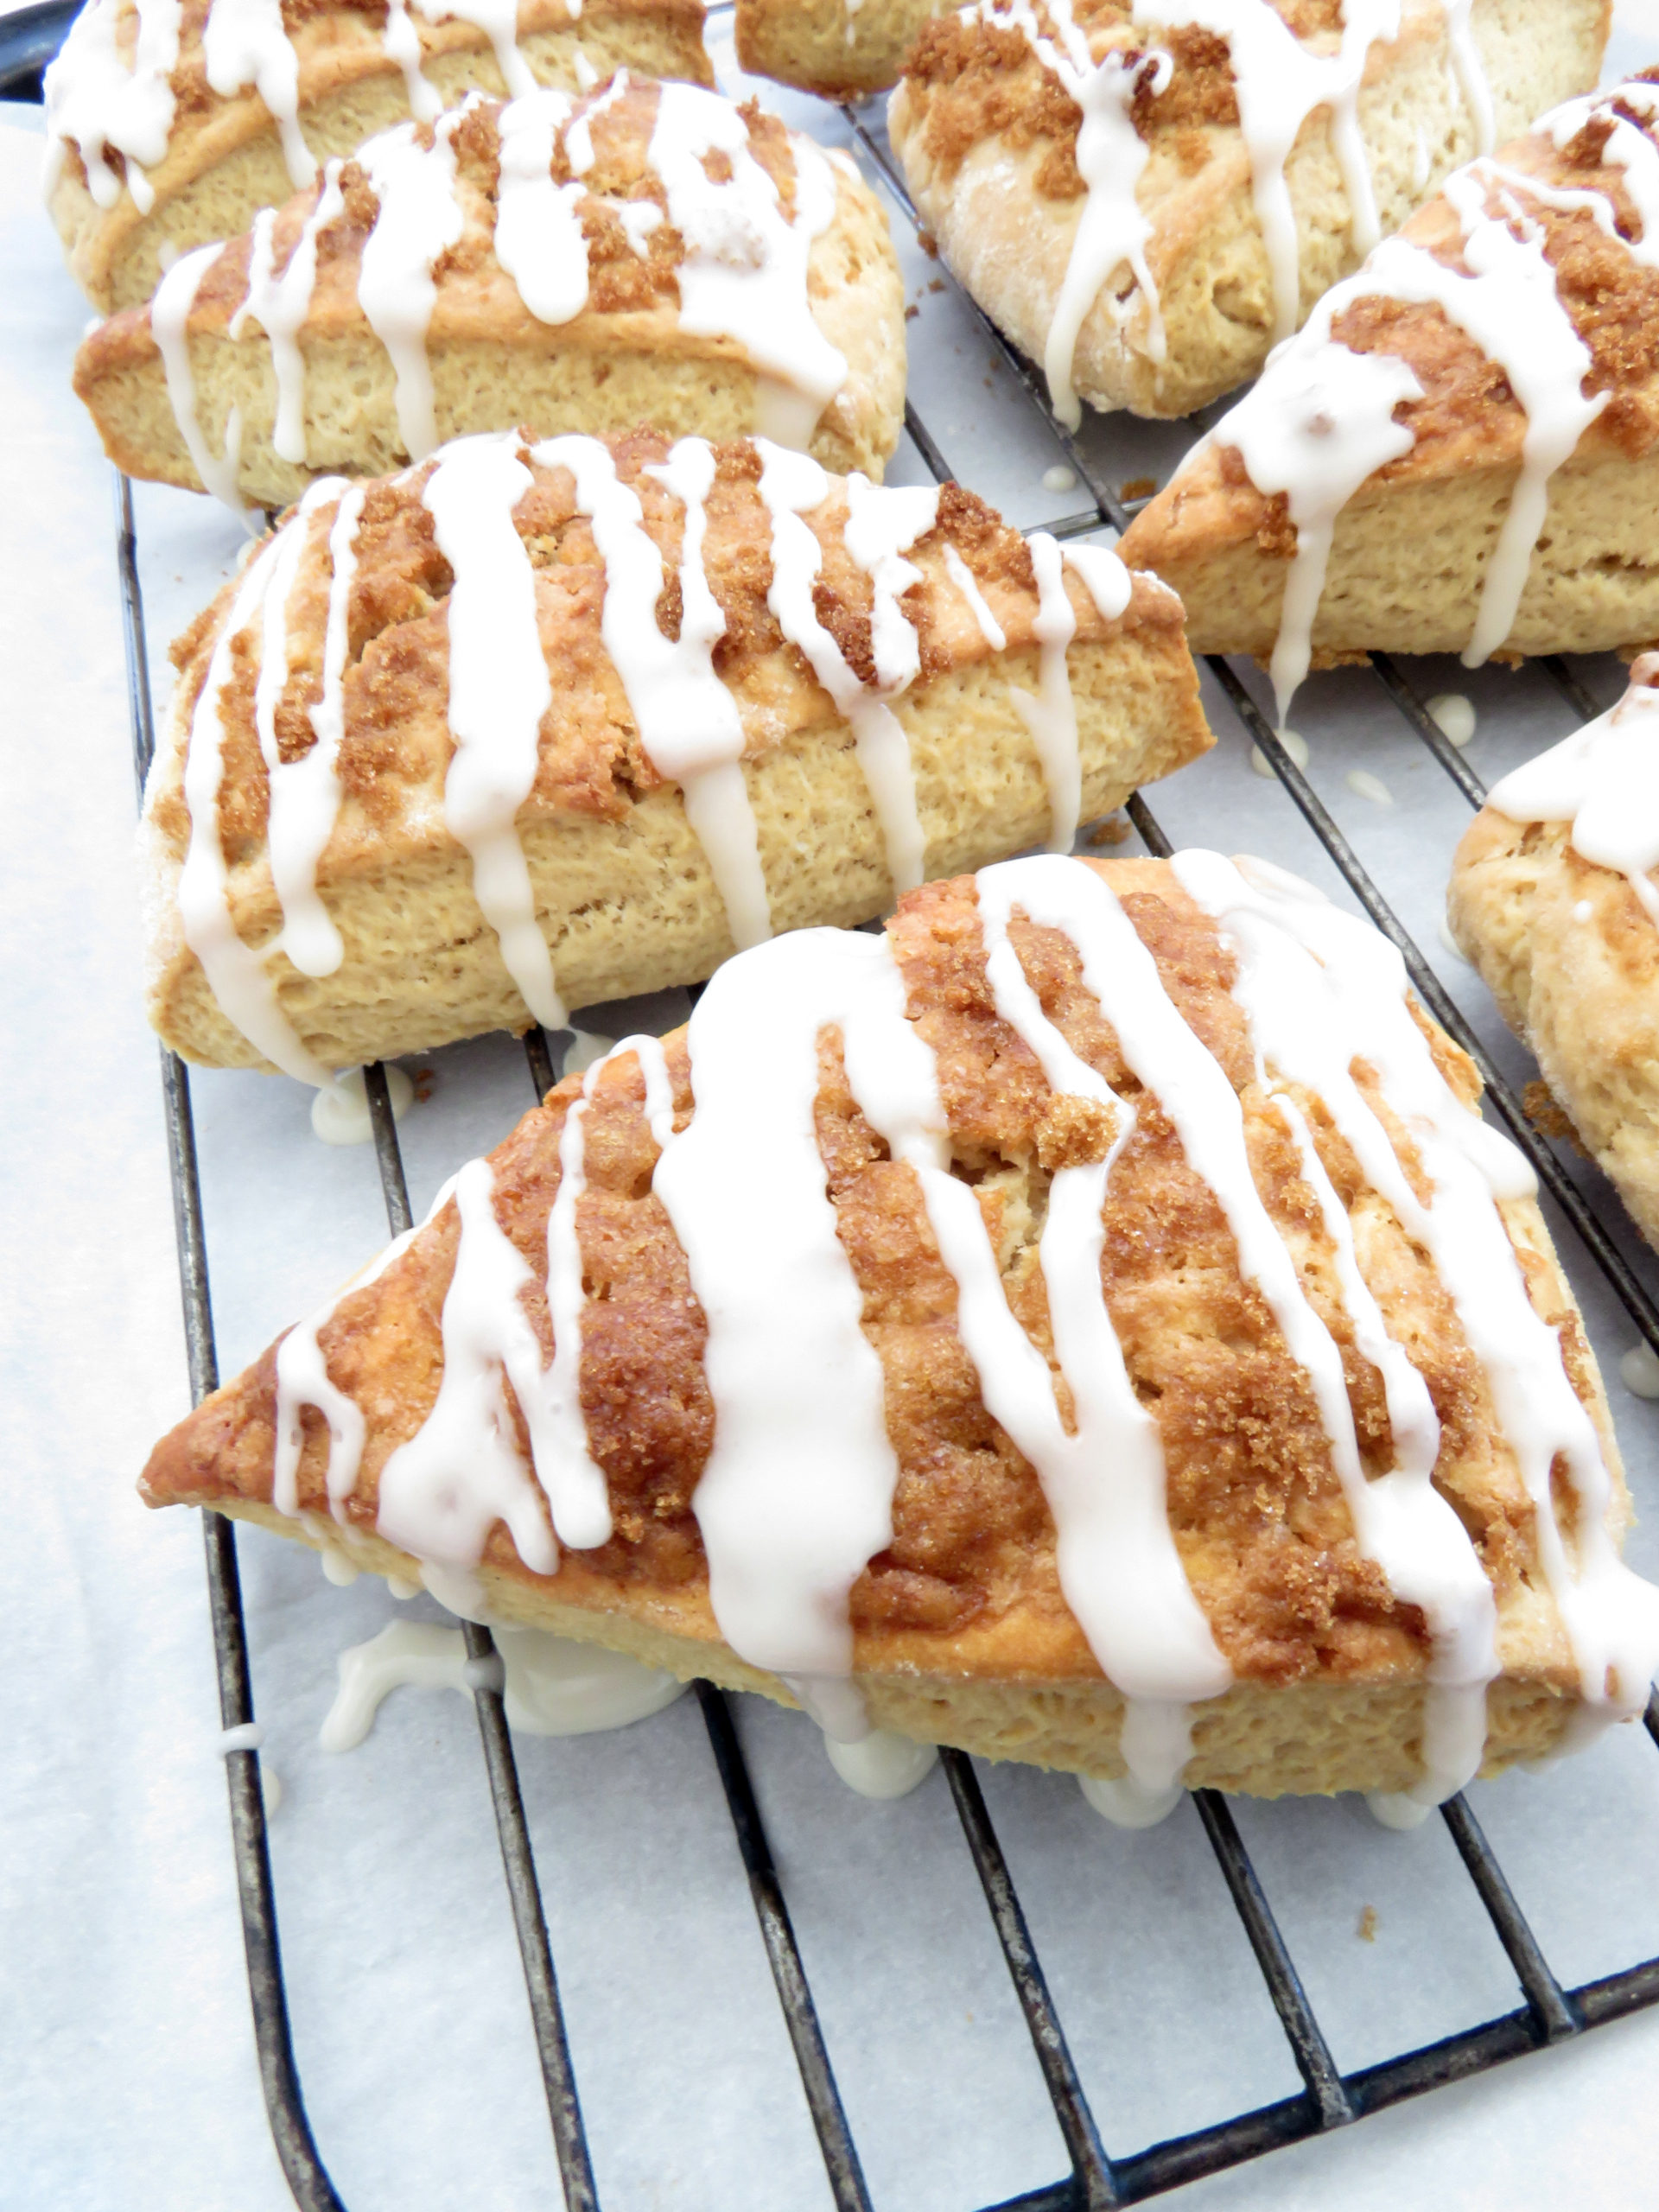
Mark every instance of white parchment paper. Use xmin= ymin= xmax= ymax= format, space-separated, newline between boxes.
xmin=10 ymin=14 xmax=1659 ymax=2202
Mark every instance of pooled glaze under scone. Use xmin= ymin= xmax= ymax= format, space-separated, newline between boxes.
xmin=141 ymin=852 xmax=1659 ymax=1801
xmin=1121 ymin=73 xmax=1659 ymax=721
xmin=888 ymin=0 xmax=1606 ymax=423
xmin=1450 ymin=656 xmax=1659 ymax=1251
xmin=73 ymin=77 xmax=906 ymax=501
xmin=139 ymin=429 xmax=1210 ymax=1078
xmin=45 ymin=0 xmax=713 ymax=313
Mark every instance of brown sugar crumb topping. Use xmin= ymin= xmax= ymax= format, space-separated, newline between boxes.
xmin=159 ymin=436 xmax=1142 ymax=857
xmin=899 ymin=0 xmax=1340 ymax=198
xmin=144 ymin=861 xmax=1580 ymax=1681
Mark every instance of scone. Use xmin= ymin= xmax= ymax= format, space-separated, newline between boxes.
xmin=1120 ymin=74 xmax=1659 ymax=728
xmin=887 ymin=0 xmax=1608 ymax=426
xmin=1449 ymin=658 xmax=1659 ymax=1251
xmin=140 ymin=850 xmax=1659 ymax=1807
xmin=140 ymin=428 xmax=1211 ymax=1083
xmin=73 ymin=79 xmax=906 ymax=504
xmin=44 ymin=0 xmax=713 ymax=315
xmin=734 ymin=0 xmax=944 ymax=100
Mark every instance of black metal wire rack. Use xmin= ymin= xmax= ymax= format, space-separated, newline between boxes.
xmin=20 ymin=2 xmax=1659 ymax=2199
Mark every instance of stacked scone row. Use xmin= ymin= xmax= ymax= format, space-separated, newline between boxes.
xmin=38 ymin=0 xmax=1659 ymax=1808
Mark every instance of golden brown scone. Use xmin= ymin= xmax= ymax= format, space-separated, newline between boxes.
xmin=735 ymin=0 xmax=944 ymax=99
xmin=1119 ymin=74 xmax=1659 ymax=713
xmin=141 ymin=852 xmax=1659 ymax=1801
xmin=1449 ymin=657 xmax=1659 ymax=1250
xmin=888 ymin=0 xmax=1607 ymax=424
xmin=44 ymin=0 xmax=712 ymax=314
xmin=73 ymin=79 xmax=905 ymax=501
xmin=140 ymin=429 xmax=1211 ymax=1077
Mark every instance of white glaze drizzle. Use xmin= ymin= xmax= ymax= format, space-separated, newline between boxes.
xmin=274 ymin=1215 xmax=427 ymax=1517
xmin=228 ymin=159 xmax=346 ymax=466
xmin=1223 ymin=340 xmax=1421 ymax=728
xmin=1174 ymin=850 xmax=1499 ymax=1801
xmin=969 ymin=0 xmax=1471 ymax=425
xmin=968 ymin=859 xmax=1234 ymax=1789
xmin=541 ymin=1034 xmax=677 ymax=1547
xmin=251 ymin=474 xmax=357 ymax=979
xmin=358 ymin=108 xmax=468 ymax=462
xmin=534 ymin=431 xmax=771 ymax=950
xmin=381 ymin=0 xmax=442 ymax=124
xmin=564 ymin=63 xmax=627 ymax=173
xmin=1138 ymin=0 xmax=1403 ymax=340
xmin=157 ymin=82 xmax=852 ymax=471
xmin=646 ymin=80 xmax=849 ymax=442
xmin=824 ymin=1729 xmax=938 ymax=1797
xmin=423 ymin=435 xmax=567 ymax=1027
xmin=151 ymin=240 xmax=248 ymax=511
xmin=1062 ymin=541 xmax=1133 ymax=623
xmin=651 ymin=929 xmax=932 ymax=1741
xmin=377 ymin=1157 xmax=562 ymax=1573
xmin=319 ymin=1619 xmax=683 ymax=1749
xmin=1443 ymin=0 xmax=1493 ymax=157
xmin=1544 ymin=80 xmax=1659 ymax=268
xmin=1486 ymin=658 xmax=1659 ymax=925
xmin=1081 ymin=1770 xmax=1182 ymax=1826
xmin=943 ymin=542 xmax=1007 ymax=650
xmin=493 ymin=86 xmax=588 ymax=323
xmin=258 ymin=849 xmax=1659 ymax=1787
xmin=43 ymin=0 xmax=181 ymax=213
xmin=967 ymin=2 xmax=1165 ymax=428
xmin=756 ymin=443 xmax=936 ymax=899
xmin=1180 ymin=852 xmax=1659 ymax=1725
xmin=176 ymin=536 xmax=331 ymax=1084
xmin=412 ymin=0 xmax=536 ymax=99
xmin=1435 ymin=164 xmax=1609 ymax=664
xmin=979 ymin=854 xmax=1479 ymax=1789
xmin=1217 ymin=118 xmax=1621 ymax=721
xmin=201 ymin=0 xmax=315 ymax=189
xmin=1007 ymin=532 xmax=1082 ymax=854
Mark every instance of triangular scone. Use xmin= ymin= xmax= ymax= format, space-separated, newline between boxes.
xmin=887 ymin=0 xmax=1607 ymax=425
xmin=1449 ymin=658 xmax=1659 ymax=1252
xmin=73 ymin=79 xmax=904 ymax=501
xmin=734 ymin=0 xmax=944 ymax=99
xmin=139 ymin=429 xmax=1211 ymax=1080
xmin=44 ymin=0 xmax=711 ymax=314
xmin=142 ymin=851 xmax=1659 ymax=1804
xmin=1121 ymin=77 xmax=1659 ymax=721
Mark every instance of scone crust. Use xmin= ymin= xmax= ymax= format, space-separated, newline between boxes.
xmin=889 ymin=0 xmax=1608 ymax=421
xmin=139 ymin=433 xmax=1211 ymax=1069
xmin=1120 ymin=72 xmax=1659 ymax=658
xmin=1450 ymin=799 xmax=1659 ymax=1249
xmin=73 ymin=81 xmax=907 ymax=495
xmin=142 ymin=857 xmax=1629 ymax=1794
xmin=734 ymin=0 xmax=944 ymax=99
xmin=48 ymin=0 xmax=713 ymax=311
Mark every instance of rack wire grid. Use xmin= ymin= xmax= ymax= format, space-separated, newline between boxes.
xmin=18 ymin=2 xmax=1659 ymax=2202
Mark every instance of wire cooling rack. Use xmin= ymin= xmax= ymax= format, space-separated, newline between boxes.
xmin=18 ymin=2 xmax=1659 ymax=2200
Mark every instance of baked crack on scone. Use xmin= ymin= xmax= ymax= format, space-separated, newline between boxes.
xmin=1120 ymin=73 xmax=1659 ymax=727
xmin=140 ymin=851 xmax=1659 ymax=1809
xmin=139 ymin=429 xmax=1211 ymax=1080
xmin=887 ymin=0 xmax=1608 ymax=425
xmin=734 ymin=0 xmax=946 ymax=99
xmin=44 ymin=0 xmax=713 ymax=314
xmin=1449 ymin=657 xmax=1659 ymax=1252
xmin=73 ymin=76 xmax=906 ymax=502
